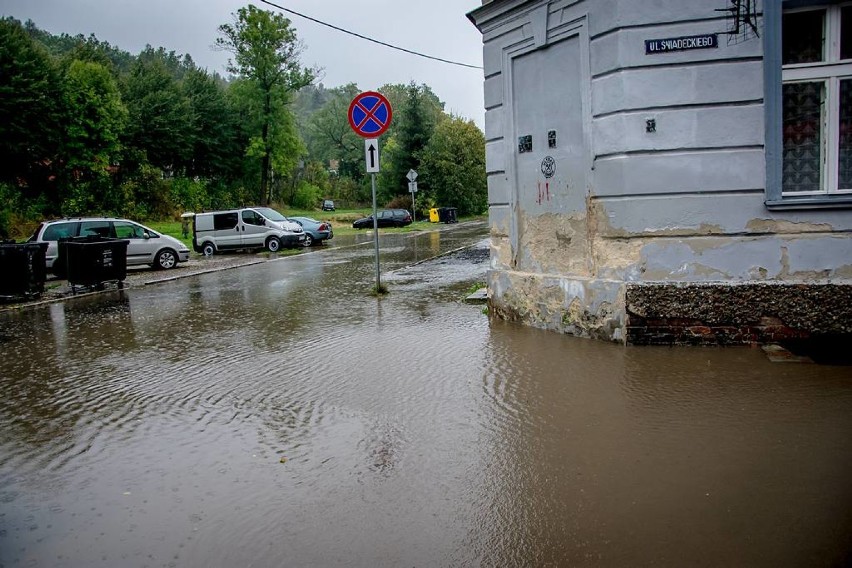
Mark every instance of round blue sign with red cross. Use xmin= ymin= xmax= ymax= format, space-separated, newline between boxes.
xmin=348 ymin=91 xmax=393 ymax=138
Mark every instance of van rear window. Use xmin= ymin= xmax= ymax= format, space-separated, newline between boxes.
xmin=213 ymin=213 xmax=239 ymax=230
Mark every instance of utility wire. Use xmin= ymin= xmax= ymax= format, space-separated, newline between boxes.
xmin=259 ymin=0 xmax=483 ymax=70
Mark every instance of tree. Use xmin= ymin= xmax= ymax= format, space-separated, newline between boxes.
xmin=216 ymin=5 xmax=315 ymax=205
xmin=227 ymin=78 xmax=305 ymax=205
xmin=419 ymin=117 xmax=487 ymax=217
xmin=181 ymin=67 xmax=241 ymax=180
xmin=305 ymin=83 xmax=363 ymax=181
xmin=378 ymin=82 xmax=443 ymax=203
xmin=61 ymin=59 xmax=127 ymax=213
xmin=63 ymin=60 xmax=126 ymax=174
xmin=122 ymin=48 xmax=193 ymax=174
xmin=0 ymin=18 xmax=65 ymax=207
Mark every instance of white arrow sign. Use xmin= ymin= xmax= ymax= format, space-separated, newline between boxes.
xmin=406 ymin=169 xmax=418 ymax=182
xmin=365 ymin=139 xmax=380 ymax=173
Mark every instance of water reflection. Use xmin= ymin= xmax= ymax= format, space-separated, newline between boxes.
xmin=471 ymin=325 xmax=852 ymax=566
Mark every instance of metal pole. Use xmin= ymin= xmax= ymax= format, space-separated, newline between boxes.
xmin=371 ymin=172 xmax=381 ymax=290
xmin=412 ymin=191 xmax=416 ymax=223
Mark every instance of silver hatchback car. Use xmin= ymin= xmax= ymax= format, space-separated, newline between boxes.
xmin=29 ymin=217 xmax=191 ymax=273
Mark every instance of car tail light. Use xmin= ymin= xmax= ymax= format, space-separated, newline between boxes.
xmin=319 ymin=223 xmax=328 ymax=231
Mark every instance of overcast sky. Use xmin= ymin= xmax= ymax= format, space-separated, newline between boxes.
xmin=2 ymin=0 xmax=486 ymax=127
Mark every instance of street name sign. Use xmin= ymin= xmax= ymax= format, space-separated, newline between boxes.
xmin=645 ymin=34 xmax=718 ymax=55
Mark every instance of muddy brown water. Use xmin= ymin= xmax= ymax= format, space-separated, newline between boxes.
xmin=1 ymin=223 xmax=851 ymax=567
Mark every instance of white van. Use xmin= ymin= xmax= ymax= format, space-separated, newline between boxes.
xmin=192 ymin=207 xmax=305 ymax=256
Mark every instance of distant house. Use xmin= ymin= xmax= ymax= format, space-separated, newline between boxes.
xmin=467 ymin=0 xmax=852 ymax=345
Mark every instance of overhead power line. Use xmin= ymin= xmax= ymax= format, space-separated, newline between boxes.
xmin=259 ymin=0 xmax=483 ymax=70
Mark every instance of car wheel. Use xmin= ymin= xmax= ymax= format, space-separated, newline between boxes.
xmin=155 ymin=249 xmax=178 ymax=270
xmin=266 ymin=237 xmax=281 ymax=252
xmin=303 ymin=234 xmax=313 ymax=247
xmin=202 ymin=242 xmax=216 ymax=256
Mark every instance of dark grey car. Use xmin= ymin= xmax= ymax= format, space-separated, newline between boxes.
xmin=352 ymin=209 xmax=412 ymax=229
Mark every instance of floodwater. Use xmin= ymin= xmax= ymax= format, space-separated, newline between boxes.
xmin=1 ymin=223 xmax=851 ymax=567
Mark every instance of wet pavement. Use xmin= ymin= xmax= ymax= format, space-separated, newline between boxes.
xmin=1 ymin=222 xmax=851 ymax=567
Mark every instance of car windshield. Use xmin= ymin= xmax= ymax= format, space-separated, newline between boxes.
xmin=253 ymin=207 xmax=287 ymax=222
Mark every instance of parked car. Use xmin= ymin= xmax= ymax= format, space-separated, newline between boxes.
xmin=352 ymin=209 xmax=412 ymax=229
xmin=288 ymin=217 xmax=333 ymax=246
xmin=192 ymin=207 xmax=304 ymax=255
xmin=321 ymin=200 xmax=335 ymax=211
xmin=28 ymin=217 xmax=191 ymax=273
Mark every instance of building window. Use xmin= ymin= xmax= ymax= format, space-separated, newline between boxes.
xmin=779 ymin=4 xmax=852 ymax=200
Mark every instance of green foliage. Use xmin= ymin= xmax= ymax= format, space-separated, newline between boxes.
xmin=305 ymin=83 xmax=363 ymax=182
xmin=62 ymin=172 xmax=117 ymax=217
xmin=113 ymin=163 xmax=170 ymax=219
xmin=370 ymin=283 xmax=389 ymax=296
xmin=0 ymin=18 xmax=64 ymax=201
xmin=385 ymin=194 xmax=413 ymax=211
xmin=377 ymin=82 xmax=442 ymax=203
xmin=292 ymin=181 xmax=322 ymax=210
xmin=62 ymin=60 xmax=126 ymax=174
xmin=0 ymin=12 xmax=487 ymax=233
xmin=182 ymin=68 xmax=242 ymax=179
xmin=122 ymin=48 xmax=193 ymax=172
xmin=216 ymin=5 xmax=316 ymax=205
xmin=216 ymin=5 xmax=315 ymax=92
xmin=170 ymin=177 xmax=209 ymax=213
xmin=419 ymin=117 xmax=487 ymax=216
xmin=330 ymin=175 xmax=366 ymax=205
xmin=0 ymin=182 xmax=18 ymax=238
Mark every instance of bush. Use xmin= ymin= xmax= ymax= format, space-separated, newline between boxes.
xmin=386 ymin=194 xmax=413 ymax=210
xmin=386 ymin=194 xmax=430 ymax=219
xmin=0 ymin=183 xmax=16 ymax=239
xmin=292 ymin=181 xmax=321 ymax=210
xmin=170 ymin=177 xmax=208 ymax=214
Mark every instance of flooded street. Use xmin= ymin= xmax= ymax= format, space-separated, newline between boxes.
xmin=1 ymin=222 xmax=851 ymax=567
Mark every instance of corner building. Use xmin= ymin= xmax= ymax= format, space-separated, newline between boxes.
xmin=467 ymin=0 xmax=852 ymax=344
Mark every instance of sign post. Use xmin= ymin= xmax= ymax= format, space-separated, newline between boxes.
xmin=406 ymin=169 xmax=418 ymax=222
xmin=348 ymin=91 xmax=392 ymax=292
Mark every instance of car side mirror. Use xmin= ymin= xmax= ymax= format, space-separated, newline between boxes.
xmin=142 ymin=231 xmax=150 ymax=239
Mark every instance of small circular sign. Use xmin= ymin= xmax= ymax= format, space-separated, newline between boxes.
xmin=348 ymin=91 xmax=393 ymax=138
xmin=541 ymin=156 xmax=556 ymax=179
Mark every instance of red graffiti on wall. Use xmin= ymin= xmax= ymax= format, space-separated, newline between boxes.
xmin=536 ymin=180 xmax=552 ymax=205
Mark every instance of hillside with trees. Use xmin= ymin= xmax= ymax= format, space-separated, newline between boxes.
xmin=0 ymin=7 xmax=486 ymax=237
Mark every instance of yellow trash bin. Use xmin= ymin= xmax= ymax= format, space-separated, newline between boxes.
xmin=429 ymin=208 xmax=440 ymax=223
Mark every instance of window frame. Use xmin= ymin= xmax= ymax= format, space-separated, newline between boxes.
xmin=213 ymin=212 xmax=239 ymax=231
xmin=79 ymin=221 xmax=114 ymax=238
xmin=765 ymin=0 xmax=852 ymax=209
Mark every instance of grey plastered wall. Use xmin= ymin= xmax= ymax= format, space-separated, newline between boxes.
xmin=469 ymin=0 xmax=852 ymax=341
xmin=587 ymin=0 xmax=852 ymax=284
